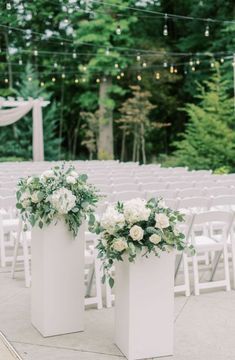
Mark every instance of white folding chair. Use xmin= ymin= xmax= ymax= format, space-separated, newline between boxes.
xmin=189 ymin=211 xmax=234 ymax=295
xmin=112 ymin=183 xmax=140 ymax=192
xmin=178 ymin=188 xmax=204 ymax=198
xmin=112 ymin=191 xmax=144 ymax=202
xmin=145 ymin=189 xmax=178 ymax=200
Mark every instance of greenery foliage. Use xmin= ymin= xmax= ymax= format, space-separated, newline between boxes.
xmin=16 ymin=164 xmax=100 ymax=237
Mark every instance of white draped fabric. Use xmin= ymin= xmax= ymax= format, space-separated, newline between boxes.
xmin=0 ymin=100 xmax=45 ymax=161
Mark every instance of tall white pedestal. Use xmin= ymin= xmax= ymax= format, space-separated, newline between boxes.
xmin=31 ymin=221 xmax=85 ymax=337
xmin=115 ymin=251 xmax=175 ymax=360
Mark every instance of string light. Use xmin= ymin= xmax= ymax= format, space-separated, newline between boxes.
xmin=72 ymin=51 xmax=77 ymax=59
xmin=115 ymin=63 xmax=119 ymax=68
xmin=116 ymin=24 xmax=121 ymax=35
xmin=52 ymin=77 xmax=56 ymax=82
xmin=54 ymin=62 xmax=58 ymax=68
xmin=210 ymin=61 xmax=215 ymax=68
xmin=191 ymin=66 xmax=196 ymax=71
xmin=163 ymin=60 xmax=168 ymax=68
xmin=75 ymin=78 xmax=79 ymax=83
xmin=155 ymin=72 xmax=160 ymax=80
xmin=189 ymin=59 xmax=194 ymax=66
xmin=142 ymin=62 xmax=147 ymax=68
xmin=220 ymin=57 xmax=224 ymax=63
xmin=196 ymin=58 xmax=200 ymax=65
xmin=33 ymin=49 xmax=38 ymax=56
xmin=28 ymin=76 xmax=32 ymax=81
xmin=121 ymin=72 xmax=125 ymax=77
xmin=170 ymin=65 xmax=174 ymax=73
xmin=117 ymin=75 xmax=121 ymax=80
xmin=105 ymin=47 xmax=110 ymax=56
xmin=40 ymin=81 xmax=45 ymax=87
xmin=174 ymin=68 xmax=178 ymax=73
xmin=96 ymin=78 xmax=100 ymax=83
xmin=19 ymin=59 xmax=23 ymax=65
xmin=4 ymin=78 xmax=9 ymax=83
xmin=61 ymin=73 xmax=66 ymax=78
xmin=82 ymin=78 xmax=86 ymax=83
xmin=137 ymin=74 xmax=142 ymax=81
xmin=163 ymin=14 xmax=168 ymax=36
xmin=136 ymin=54 xmax=141 ymax=61
xmin=204 ymin=24 xmax=210 ymax=37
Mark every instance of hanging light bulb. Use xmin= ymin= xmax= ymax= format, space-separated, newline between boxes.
xmin=115 ymin=63 xmax=119 ymax=68
xmin=210 ymin=61 xmax=215 ymax=68
xmin=61 ymin=73 xmax=65 ymax=79
xmin=96 ymin=78 xmax=100 ymax=83
xmin=196 ymin=58 xmax=200 ymax=65
xmin=163 ymin=14 xmax=168 ymax=36
xmin=52 ymin=77 xmax=56 ymax=82
xmin=155 ymin=72 xmax=160 ymax=80
xmin=174 ymin=68 xmax=178 ymax=73
xmin=189 ymin=59 xmax=194 ymax=66
xmin=75 ymin=78 xmax=79 ymax=84
xmin=220 ymin=57 xmax=224 ymax=63
xmin=4 ymin=78 xmax=9 ymax=83
xmin=33 ymin=49 xmax=38 ymax=56
xmin=136 ymin=54 xmax=141 ymax=61
xmin=163 ymin=60 xmax=168 ymax=68
xmin=116 ymin=24 xmax=121 ymax=35
xmin=170 ymin=65 xmax=174 ymax=74
xmin=28 ymin=76 xmax=32 ymax=82
xmin=105 ymin=47 xmax=110 ymax=56
xmin=204 ymin=24 xmax=210 ymax=37
xmin=82 ymin=78 xmax=86 ymax=83
xmin=191 ymin=66 xmax=196 ymax=72
xmin=117 ymin=75 xmax=121 ymax=80
xmin=54 ymin=62 xmax=58 ymax=68
xmin=64 ymin=18 xmax=69 ymax=24
xmin=6 ymin=2 xmax=11 ymax=10
xmin=142 ymin=62 xmax=147 ymax=68
xmin=19 ymin=59 xmax=23 ymax=65
xmin=83 ymin=66 xmax=87 ymax=71
xmin=137 ymin=74 xmax=142 ymax=81
xmin=40 ymin=81 xmax=45 ymax=87
xmin=121 ymin=72 xmax=125 ymax=77
xmin=72 ymin=51 xmax=77 ymax=59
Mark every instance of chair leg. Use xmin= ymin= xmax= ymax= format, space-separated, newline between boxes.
xmin=22 ymin=233 xmax=31 ymax=288
xmin=223 ymin=245 xmax=231 ymax=292
xmin=182 ymin=253 xmax=190 ymax=297
xmin=105 ymin=279 xmax=113 ymax=308
xmin=11 ymin=222 xmax=22 ymax=278
xmin=0 ymin=227 xmax=6 ymax=267
xmin=230 ymin=235 xmax=235 ymax=289
xmin=192 ymin=255 xmax=200 ymax=296
xmin=94 ymin=255 xmax=103 ymax=310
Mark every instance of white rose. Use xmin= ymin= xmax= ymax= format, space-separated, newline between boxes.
xmin=149 ymin=234 xmax=161 ymax=244
xmin=31 ymin=191 xmax=40 ymax=203
xmin=113 ymin=238 xmax=128 ymax=252
xmin=66 ymin=175 xmax=76 ymax=185
xmin=70 ymin=171 xmax=78 ymax=178
xmin=158 ymin=199 xmax=167 ymax=209
xmin=129 ymin=225 xmax=144 ymax=241
xmin=155 ymin=213 xmax=170 ymax=229
xmin=41 ymin=170 xmax=54 ymax=181
xmin=26 ymin=176 xmax=34 ymax=185
xmin=22 ymin=199 xmax=30 ymax=208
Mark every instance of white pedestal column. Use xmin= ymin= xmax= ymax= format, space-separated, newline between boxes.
xmin=115 ymin=251 xmax=175 ymax=360
xmin=31 ymin=221 xmax=85 ymax=337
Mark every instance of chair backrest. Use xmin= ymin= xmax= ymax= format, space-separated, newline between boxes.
xmin=194 ymin=181 xmax=218 ymax=188
xmin=140 ymin=182 xmax=168 ymax=191
xmin=112 ymin=191 xmax=144 ymax=202
xmin=178 ymin=196 xmax=210 ymax=213
xmin=178 ymin=188 xmax=204 ymax=198
xmin=112 ymin=183 xmax=140 ymax=192
xmin=167 ymin=181 xmax=194 ymax=190
xmin=164 ymin=198 xmax=179 ymax=210
xmin=145 ymin=189 xmax=178 ymax=200
xmin=210 ymin=195 xmax=235 ymax=211
xmin=205 ymin=187 xmax=234 ymax=197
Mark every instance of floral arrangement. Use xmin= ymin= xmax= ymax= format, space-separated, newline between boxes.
xmin=16 ymin=164 xmax=100 ymax=236
xmin=90 ymin=197 xmax=192 ymax=287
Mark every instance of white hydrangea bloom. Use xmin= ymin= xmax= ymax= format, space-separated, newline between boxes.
xmin=123 ymin=198 xmax=150 ymax=224
xmin=101 ymin=206 xmax=125 ymax=234
xmin=40 ymin=170 xmax=55 ymax=182
xmin=21 ymin=190 xmax=31 ymax=208
xmin=49 ymin=187 xmax=76 ymax=214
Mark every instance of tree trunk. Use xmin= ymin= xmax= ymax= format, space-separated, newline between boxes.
xmin=121 ymin=128 xmax=126 ymax=162
xmin=132 ymin=132 xmax=137 ymax=162
xmin=59 ymin=83 xmax=65 ymax=159
xmin=4 ymin=31 xmax=13 ymax=88
xmin=98 ymin=78 xmax=114 ymax=159
xmin=141 ymin=123 xmax=146 ymax=164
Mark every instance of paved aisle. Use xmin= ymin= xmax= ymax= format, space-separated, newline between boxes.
xmin=1 ymin=267 xmax=235 ymax=360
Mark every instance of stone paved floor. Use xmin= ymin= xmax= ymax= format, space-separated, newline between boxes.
xmin=1 ymin=265 xmax=235 ymax=360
